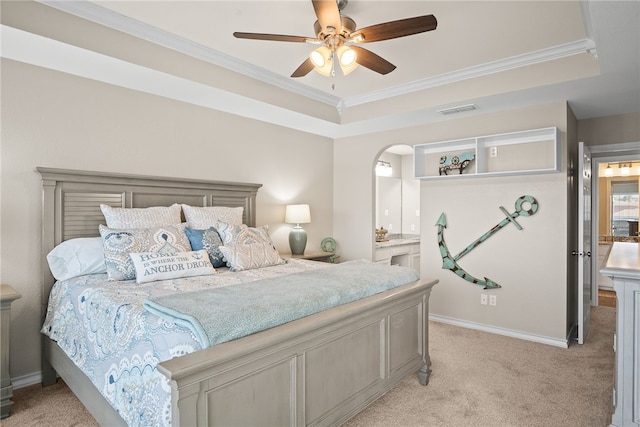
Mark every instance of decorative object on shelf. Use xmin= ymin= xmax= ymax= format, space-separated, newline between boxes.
xmin=415 ymin=127 xmax=560 ymax=180
xmin=285 ymin=204 xmax=311 ymax=255
xmin=375 ymin=227 xmax=388 ymax=242
xmin=321 ymin=237 xmax=336 ymax=253
xmin=375 ymin=160 xmax=393 ymax=177
xmin=439 ymin=151 xmax=475 ymax=175
xmin=436 ymin=195 xmax=539 ymax=289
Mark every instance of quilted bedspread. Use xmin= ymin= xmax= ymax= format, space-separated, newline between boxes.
xmin=41 ymin=259 xmax=328 ymax=427
xmin=144 ymin=260 xmax=420 ymax=348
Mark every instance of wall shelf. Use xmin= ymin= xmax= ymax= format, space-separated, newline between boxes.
xmin=414 ymin=127 xmax=560 ymax=180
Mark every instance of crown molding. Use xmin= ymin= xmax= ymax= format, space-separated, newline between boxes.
xmin=1 ymin=25 xmax=342 ymax=138
xmin=339 ymin=38 xmax=597 ymax=110
xmin=37 ymin=1 xmax=598 ymax=119
xmin=38 ymin=0 xmax=342 ymax=108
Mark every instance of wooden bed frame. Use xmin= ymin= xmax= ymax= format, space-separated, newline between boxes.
xmin=38 ymin=167 xmax=437 ymax=426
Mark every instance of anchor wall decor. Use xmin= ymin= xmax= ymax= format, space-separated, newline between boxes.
xmin=436 ymin=195 xmax=539 ymax=289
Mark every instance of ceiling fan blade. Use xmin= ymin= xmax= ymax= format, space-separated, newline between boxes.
xmin=291 ymin=58 xmax=315 ymax=78
xmin=351 ymin=46 xmax=396 ymax=75
xmin=352 ymin=15 xmax=437 ymax=43
xmin=233 ymin=32 xmax=309 ymax=43
xmin=312 ymin=0 xmax=342 ymax=34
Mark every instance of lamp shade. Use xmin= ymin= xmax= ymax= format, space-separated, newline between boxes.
xmin=285 ymin=204 xmax=311 ymax=225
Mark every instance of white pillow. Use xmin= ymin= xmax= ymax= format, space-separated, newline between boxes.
xmin=219 ymin=242 xmax=285 ymax=272
xmin=181 ymin=205 xmax=244 ymax=229
xmin=47 ymin=237 xmax=106 ymax=281
xmin=100 ymin=204 xmax=182 ymax=229
xmin=129 ymin=250 xmax=216 ymax=284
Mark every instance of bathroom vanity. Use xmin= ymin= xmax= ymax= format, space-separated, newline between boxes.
xmin=374 ymin=237 xmax=420 ymax=274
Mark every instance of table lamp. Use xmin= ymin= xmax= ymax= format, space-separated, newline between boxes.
xmin=285 ymin=204 xmax=311 ymax=255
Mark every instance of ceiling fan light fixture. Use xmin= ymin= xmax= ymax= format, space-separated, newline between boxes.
xmin=310 ymin=46 xmax=332 ymax=76
xmin=338 ymin=46 xmax=356 ymax=66
xmin=337 ymin=46 xmax=358 ymax=75
xmin=310 ymin=49 xmax=325 ymax=67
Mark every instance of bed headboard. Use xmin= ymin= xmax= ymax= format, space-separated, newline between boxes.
xmin=37 ymin=167 xmax=262 ymax=305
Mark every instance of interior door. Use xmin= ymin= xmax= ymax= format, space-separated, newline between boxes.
xmin=577 ymin=142 xmax=592 ymax=344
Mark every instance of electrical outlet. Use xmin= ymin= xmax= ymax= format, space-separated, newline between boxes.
xmin=410 ymin=224 xmax=415 ymax=231
xmin=490 ymin=146 xmax=498 ymax=157
xmin=489 ymin=295 xmax=497 ymax=306
xmin=480 ymin=294 xmax=488 ymax=305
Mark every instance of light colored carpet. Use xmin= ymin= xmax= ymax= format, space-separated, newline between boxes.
xmin=1 ymin=306 xmax=614 ymax=427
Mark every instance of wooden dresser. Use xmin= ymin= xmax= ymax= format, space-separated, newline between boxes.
xmin=601 ymin=242 xmax=640 ymax=427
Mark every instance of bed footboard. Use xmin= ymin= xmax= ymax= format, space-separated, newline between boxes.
xmin=159 ymin=279 xmax=436 ymax=427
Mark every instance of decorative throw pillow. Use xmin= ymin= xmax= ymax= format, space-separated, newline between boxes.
xmin=100 ymin=204 xmax=182 ymax=229
xmin=129 ymin=250 xmax=216 ymax=284
xmin=216 ymin=222 xmax=275 ymax=247
xmin=181 ymin=205 xmax=244 ymax=229
xmin=99 ymin=224 xmax=192 ymax=281
xmin=184 ymin=227 xmax=226 ymax=268
xmin=219 ymin=242 xmax=285 ymax=272
xmin=46 ymin=237 xmax=106 ymax=281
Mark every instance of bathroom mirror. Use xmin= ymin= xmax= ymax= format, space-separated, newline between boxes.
xmin=375 ymin=145 xmax=420 ymax=237
xmin=376 ymin=176 xmax=401 ymax=234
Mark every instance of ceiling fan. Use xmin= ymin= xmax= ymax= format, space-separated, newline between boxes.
xmin=233 ymin=0 xmax=437 ymax=78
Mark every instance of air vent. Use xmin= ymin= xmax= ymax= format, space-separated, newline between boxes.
xmin=437 ymin=104 xmax=478 ymax=115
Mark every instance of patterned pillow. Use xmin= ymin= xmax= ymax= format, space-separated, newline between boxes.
xmin=218 ymin=242 xmax=285 ymax=272
xmin=181 ymin=205 xmax=244 ymax=229
xmin=99 ymin=224 xmax=192 ymax=281
xmin=129 ymin=250 xmax=216 ymax=284
xmin=216 ymin=222 xmax=275 ymax=247
xmin=100 ymin=204 xmax=182 ymax=229
xmin=184 ymin=227 xmax=226 ymax=268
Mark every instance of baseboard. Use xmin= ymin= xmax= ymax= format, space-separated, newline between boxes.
xmin=429 ymin=314 xmax=569 ymax=348
xmin=12 ymin=371 xmax=42 ymax=390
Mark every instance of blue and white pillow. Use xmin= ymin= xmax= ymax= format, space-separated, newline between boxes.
xmin=99 ymin=224 xmax=192 ymax=281
xmin=184 ymin=227 xmax=226 ymax=268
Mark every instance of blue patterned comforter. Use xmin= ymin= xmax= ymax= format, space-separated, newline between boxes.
xmin=41 ymin=259 xmax=327 ymax=427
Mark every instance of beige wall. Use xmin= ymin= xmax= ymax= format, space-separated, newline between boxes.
xmin=578 ymin=112 xmax=640 ymax=145
xmin=335 ymin=102 xmax=572 ymax=344
xmin=0 ymin=59 xmax=333 ymax=382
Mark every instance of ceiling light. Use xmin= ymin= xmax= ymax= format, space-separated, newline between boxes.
xmin=310 ymin=46 xmax=332 ymax=76
xmin=604 ymin=163 xmax=613 ymax=177
xmin=337 ymin=46 xmax=358 ymax=75
xmin=621 ymin=163 xmax=630 ymax=176
xmin=376 ymin=160 xmax=393 ymax=177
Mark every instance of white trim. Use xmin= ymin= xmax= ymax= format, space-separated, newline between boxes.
xmin=12 ymin=371 xmax=43 ymax=389
xmin=429 ymin=314 xmax=569 ymax=349
xmin=35 ymin=0 xmax=597 ymax=117
xmin=0 ymin=25 xmax=342 ymax=138
xmin=589 ymin=141 xmax=640 ymax=155
xmin=38 ymin=0 xmax=342 ymax=109
xmin=340 ymin=38 xmax=596 ymax=109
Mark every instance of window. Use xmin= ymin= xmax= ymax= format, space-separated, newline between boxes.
xmin=611 ymin=181 xmax=639 ymax=236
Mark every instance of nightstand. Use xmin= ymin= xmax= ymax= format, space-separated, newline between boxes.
xmin=287 ymin=250 xmax=338 ymax=263
xmin=1 ymin=285 xmax=21 ymax=419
